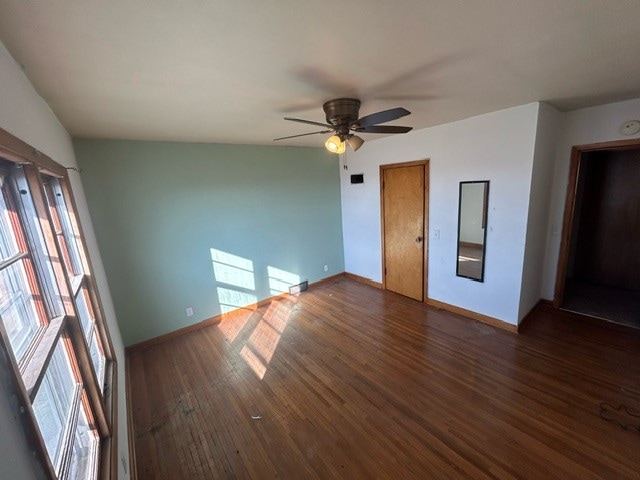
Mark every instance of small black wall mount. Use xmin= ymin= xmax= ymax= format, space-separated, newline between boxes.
xmin=350 ymin=174 xmax=364 ymax=184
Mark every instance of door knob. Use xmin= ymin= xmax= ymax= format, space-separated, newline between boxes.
xmin=415 ymin=236 xmax=423 ymax=243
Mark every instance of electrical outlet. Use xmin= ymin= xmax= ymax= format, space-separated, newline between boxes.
xmin=186 ymin=307 xmax=193 ymax=317
xmin=434 ymin=229 xmax=440 ymax=240
xmin=323 ymin=264 xmax=329 ymax=272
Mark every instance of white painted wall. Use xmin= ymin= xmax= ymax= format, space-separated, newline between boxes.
xmin=540 ymin=98 xmax=640 ymax=300
xmin=518 ymin=103 xmax=562 ymax=320
xmin=341 ymin=103 xmax=539 ymax=325
xmin=0 ymin=41 xmax=131 ymax=479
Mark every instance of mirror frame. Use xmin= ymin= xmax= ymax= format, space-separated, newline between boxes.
xmin=456 ymin=180 xmax=489 ymax=282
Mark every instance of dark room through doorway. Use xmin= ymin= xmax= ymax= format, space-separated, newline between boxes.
xmin=557 ymin=143 xmax=640 ymax=328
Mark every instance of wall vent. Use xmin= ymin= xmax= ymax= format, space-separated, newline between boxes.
xmin=289 ymin=280 xmax=308 ymax=295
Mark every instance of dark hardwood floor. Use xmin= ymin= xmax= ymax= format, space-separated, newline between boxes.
xmin=128 ymin=278 xmax=640 ymax=479
xmin=563 ymin=278 xmax=640 ymax=329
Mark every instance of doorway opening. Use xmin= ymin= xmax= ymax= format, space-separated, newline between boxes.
xmin=554 ymin=139 xmax=640 ymax=329
xmin=380 ymin=160 xmax=429 ymax=302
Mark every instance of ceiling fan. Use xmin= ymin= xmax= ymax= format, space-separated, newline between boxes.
xmin=274 ymin=98 xmax=413 ymax=153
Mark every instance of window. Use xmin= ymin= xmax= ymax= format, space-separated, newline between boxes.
xmin=0 ymin=150 xmax=115 ymax=480
xmin=32 ymin=341 xmax=81 ymax=469
xmin=42 ymin=176 xmax=107 ymax=393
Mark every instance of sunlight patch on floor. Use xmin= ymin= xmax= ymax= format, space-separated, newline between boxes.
xmin=240 ymin=300 xmax=294 ymax=380
xmin=218 ymin=309 xmax=254 ymax=342
xmin=210 ymin=250 xmax=299 ymax=379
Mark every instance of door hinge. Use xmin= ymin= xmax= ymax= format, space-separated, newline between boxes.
xmin=384 ymin=267 xmax=387 ymax=275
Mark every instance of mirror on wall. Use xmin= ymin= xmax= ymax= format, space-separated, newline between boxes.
xmin=456 ymin=181 xmax=489 ymax=282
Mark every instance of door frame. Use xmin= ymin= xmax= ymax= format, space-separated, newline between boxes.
xmin=553 ymin=138 xmax=640 ymax=308
xmin=380 ymin=159 xmax=430 ymax=302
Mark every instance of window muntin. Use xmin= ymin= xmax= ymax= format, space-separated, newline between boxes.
xmin=10 ymin=168 xmax=64 ymax=318
xmin=43 ymin=175 xmax=108 ymax=388
xmin=45 ymin=177 xmax=84 ymax=276
xmin=0 ymin=258 xmax=45 ymax=362
xmin=75 ymin=285 xmax=94 ymax=342
xmin=0 ymin=171 xmax=49 ymax=364
xmin=89 ymin=329 xmax=106 ymax=392
xmin=0 ymin=185 xmax=20 ymax=261
xmin=31 ymin=340 xmax=78 ymax=469
xmin=75 ymin=283 xmax=106 ymax=392
xmin=74 ymin=275 xmax=107 ymax=390
xmin=68 ymin=404 xmax=99 ymax=479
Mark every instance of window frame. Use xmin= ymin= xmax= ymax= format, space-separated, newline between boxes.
xmin=0 ymin=127 xmax=117 ymax=480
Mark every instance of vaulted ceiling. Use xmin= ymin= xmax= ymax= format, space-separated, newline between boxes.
xmin=1 ymin=1 xmax=639 ymax=147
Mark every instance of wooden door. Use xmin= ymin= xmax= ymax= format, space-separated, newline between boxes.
xmin=381 ymin=162 xmax=427 ymax=301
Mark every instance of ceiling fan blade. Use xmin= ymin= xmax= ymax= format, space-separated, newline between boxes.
xmin=356 ymin=107 xmax=411 ymax=128
xmin=284 ymin=117 xmax=332 ymax=128
xmin=273 ymin=130 xmax=333 ymax=141
xmin=294 ymin=67 xmax=356 ymax=96
xmin=355 ymin=125 xmax=413 ymax=134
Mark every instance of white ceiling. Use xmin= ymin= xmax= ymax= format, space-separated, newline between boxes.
xmin=1 ymin=0 xmax=640 ymax=147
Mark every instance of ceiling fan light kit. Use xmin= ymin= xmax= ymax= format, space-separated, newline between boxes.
xmin=274 ymin=97 xmax=413 ymax=154
xmin=348 ymin=135 xmax=364 ymax=151
xmin=325 ymin=135 xmax=346 ymax=154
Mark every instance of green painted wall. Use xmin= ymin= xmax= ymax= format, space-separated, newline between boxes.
xmin=74 ymin=139 xmax=344 ymax=346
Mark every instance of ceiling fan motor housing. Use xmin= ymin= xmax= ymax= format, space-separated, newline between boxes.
xmin=276 ymin=98 xmax=411 ymax=146
xmin=323 ymin=98 xmax=361 ymax=136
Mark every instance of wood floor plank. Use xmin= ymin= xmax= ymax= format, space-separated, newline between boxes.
xmin=128 ymin=278 xmax=640 ymax=479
